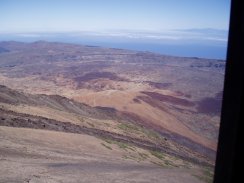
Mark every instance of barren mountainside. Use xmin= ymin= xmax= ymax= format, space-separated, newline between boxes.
xmin=0 ymin=41 xmax=225 ymax=183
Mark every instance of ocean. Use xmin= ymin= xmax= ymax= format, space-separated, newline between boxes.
xmin=0 ymin=32 xmax=227 ymax=60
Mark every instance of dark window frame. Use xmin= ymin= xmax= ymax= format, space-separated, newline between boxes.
xmin=213 ymin=0 xmax=243 ymax=182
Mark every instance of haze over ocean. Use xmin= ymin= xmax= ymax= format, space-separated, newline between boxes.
xmin=0 ymin=0 xmax=231 ymax=59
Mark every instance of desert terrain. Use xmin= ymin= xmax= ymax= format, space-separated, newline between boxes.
xmin=0 ymin=41 xmax=225 ymax=182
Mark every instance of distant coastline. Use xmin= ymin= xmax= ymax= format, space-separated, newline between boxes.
xmin=0 ymin=31 xmax=227 ymax=60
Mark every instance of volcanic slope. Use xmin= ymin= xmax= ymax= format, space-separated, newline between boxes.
xmin=0 ymin=85 xmax=213 ymax=183
xmin=0 ymin=85 xmax=213 ymax=165
xmin=0 ymin=41 xmax=225 ymax=182
xmin=1 ymin=126 xmax=213 ymax=183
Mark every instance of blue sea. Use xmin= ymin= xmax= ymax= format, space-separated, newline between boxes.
xmin=0 ymin=30 xmax=228 ymax=60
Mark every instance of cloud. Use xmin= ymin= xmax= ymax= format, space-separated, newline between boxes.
xmin=0 ymin=28 xmax=228 ymax=44
xmin=17 ymin=33 xmax=42 ymax=37
xmin=71 ymin=29 xmax=228 ymax=43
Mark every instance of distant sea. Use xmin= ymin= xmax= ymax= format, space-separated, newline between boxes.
xmin=78 ymin=41 xmax=226 ymax=60
xmin=0 ymin=31 xmax=228 ymax=60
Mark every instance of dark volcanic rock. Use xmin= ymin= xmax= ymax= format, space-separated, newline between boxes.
xmin=141 ymin=91 xmax=195 ymax=107
xmin=74 ymin=72 xmax=127 ymax=82
xmin=146 ymin=81 xmax=172 ymax=89
xmin=197 ymin=91 xmax=223 ymax=115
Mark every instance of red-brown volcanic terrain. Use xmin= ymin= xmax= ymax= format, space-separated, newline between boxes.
xmin=0 ymin=41 xmax=225 ymax=182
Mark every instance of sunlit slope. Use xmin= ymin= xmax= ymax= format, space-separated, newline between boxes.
xmin=0 ymin=126 xmax=212 ymax=183
xmin=0 ymin=41 xmax=224 ymax=165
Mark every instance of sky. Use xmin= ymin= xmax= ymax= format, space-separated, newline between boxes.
xmin=0 ymin=0 xmax=231 ymax=33
xmin=0 ymin=0 xmax=230 ymax=59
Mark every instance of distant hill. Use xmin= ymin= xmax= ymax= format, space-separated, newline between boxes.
xmin=0 ymin=47 xmax=9 ymax=53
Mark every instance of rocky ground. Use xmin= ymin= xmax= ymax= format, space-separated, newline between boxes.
xmin=0 ymin=126 xmax=212 ymax=183
xmin=0 ymin=41 xmax=224 ymax=182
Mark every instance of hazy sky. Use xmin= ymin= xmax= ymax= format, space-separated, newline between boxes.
xmin=0 ymin=0 xmax=230 ymax=33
